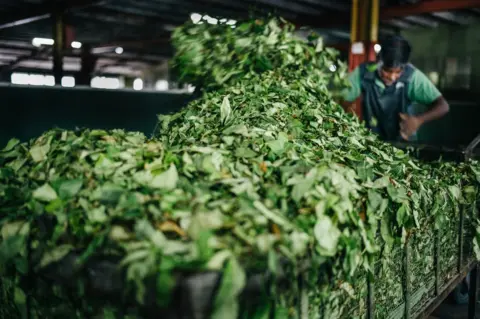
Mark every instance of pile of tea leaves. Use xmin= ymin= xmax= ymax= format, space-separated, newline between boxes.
xmin=0 ymin=17 xmax=479 ymax=319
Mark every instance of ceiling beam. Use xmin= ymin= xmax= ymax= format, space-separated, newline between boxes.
xmin=241 ymin=0 xmax=324 ymax=16
xmin=301 ymin=0 xmax=480 ymax=28
xmin=93 ymin=4 xmax=186 ymax=25
xmin=401 ymin=15 xmax=439 ymax=27
xmin=429 ymin=11 xmax=473 ymax=25
xmin=382 ymin=0 xmax=480 ymax=20
xmin=384 ymin=18 xmax=414 ymax=29
xmin=0 ymin=0 xmax=103 ymax=30
xmin=295 ymin=0 xmax=350 ymax=12
xmin=0 ymin=14 xmax=51 ymax=31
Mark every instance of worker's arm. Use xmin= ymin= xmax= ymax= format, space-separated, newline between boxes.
xmin=339 ymin=67 xmax=361 ymax=113
xmin=399 ymin=69 xmax=449 ymax=140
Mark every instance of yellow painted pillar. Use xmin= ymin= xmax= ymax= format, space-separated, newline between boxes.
xmin=348 ymin=0 xmax=380 ymax=119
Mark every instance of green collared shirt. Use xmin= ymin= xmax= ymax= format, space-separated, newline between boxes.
xmin=342 ymin=64 xmax=442 ymax=105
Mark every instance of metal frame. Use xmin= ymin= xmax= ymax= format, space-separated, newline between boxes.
xmin=417 ymin=261 xmax=477 ymax=319
xmin=365 ymin=193 xmax=479 ymax=318
xmin=365 ymin=219 xmax=478 ymax=318
xmin=365 ymin=132 xmax=480 ymax=318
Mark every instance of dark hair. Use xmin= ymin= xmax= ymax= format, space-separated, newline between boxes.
xmin=379 ymin=35 xmax=411 ymax=68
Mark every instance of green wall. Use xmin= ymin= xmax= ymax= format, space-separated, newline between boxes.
xmin=401 ymin=24 xmax=480 ymax=147
xmin=402 ymin=22 xmax=480 ymax=93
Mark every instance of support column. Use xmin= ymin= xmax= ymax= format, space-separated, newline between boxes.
xmin=349 ymin=0 xmax=380 ymax=119
xmin=52 ymin=9 xmax=65 ymax=85
xmin=78 ymin=44 xmax=97 ymax=86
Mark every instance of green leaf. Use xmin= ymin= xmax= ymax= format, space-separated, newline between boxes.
xmin=33 ymin=184 xmax=58 ymax=202
xmin=14 ymin=287 xmax=26 ymax=318
xmin=156 ymin=270 xmax=175 ymax=307
xmin=235 ymin=37 xmax=252 ymax=48
xmin=380 ymin=214 xmax=394 ymax=246
xmin=1 ymin=221 xmax=29 ymax=239
xmin=151 ymin=164 xmax=179 ymax=190
xmin=38 ymin=244 xmax=73 ymax=269
xmin=87 ymin=206 xmax=108 ymax=223
xmin=211 ymin=257 xmax=246 ymax=319
xmin=207 ymin=250 xmax=232 ymax=270
xmin=93 ymin=183 xmax=124 ymax=204
xmin=448 ymin=185 xmax=461 ymax=200
xmin=396 ymin=204 xmax=407 ymax=226
xmin=220 ymin=96 xmax=232 ymax=124
xmin=135 ymin=219 xmax=166 ymax=248
xmin=29 ymin=143 xmax=50 ymax=162
xmin=57 ymin=179 xmax=83 ymax=199
xmin=2 ymin=138 xmax=20 ymax=152
xmin=235 ymin=147 xmax=257 ymax=158
xmin=291 ymin=170 xmax=316 ymax=203
xmin=372 ymin=176 xmax=390 ymax=189
xmin=290 ymin=231 xmax=310 ymax=256
xmin=474 ymin=239 xmax=480 ymax=261
xmin=266 ymin=132 xmax=288 ymax=154
xmin=253 ymin=201 xmax=294 ymax=230
xmin=314 ymin=216 xmax=341 ymax=257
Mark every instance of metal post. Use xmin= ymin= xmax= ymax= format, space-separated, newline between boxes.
xmin=368 ymin=0 xmax=380 ymax=61
xmin=459 ymin=205 xmax=465 ymax=272
xmin=367 ymin=274 xmax=375 ymax=319
xmin=78 ymin=44 xmax=97 ymax=86
xmin=404 ymin=240 xmax=411 ymax=319
xmin=435 ymin=229 xmax=441 ymax=296
xmin=350 ymin=0 xmax=359 ymax=45
xmin=468 ymin=263 xmax=478 ymax=319
xmin=52 ymin=9 xmax=65 ymax=85
xmin=297 ymin=273 xmax=308 ymax=319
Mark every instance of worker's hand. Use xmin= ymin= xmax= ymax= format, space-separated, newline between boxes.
xmin=399 ymin=113 xmax=423 ymax=140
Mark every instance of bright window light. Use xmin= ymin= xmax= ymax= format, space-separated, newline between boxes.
xmin=44 ymin=75 xmax=55 ymax=86
xmin=62 ymin=76 xmax=75 ymax=87
xmin=374 ymin=44 xmax=382 ymax=53
xmin=11 ymin=73 xmax=56 ymax=86
xmin=28 ymin=74 xmax=47 ymax=86
xmin=32 ymin=37 xmax=54 ymax=47
xmin=11 ymin=73 xmax=29 ymax=85
xmin=71 ymin=41 xmax=82 ymax=49
xmin=115 ymin=47 xmax=124 ymax=54
xmin=133 ymin=78 xmax=143 ymax=91
xmin=155 ymin=80 xmax=169 ymax=91
xmin=191 ymin=13 xmax=202 ymax=24
xmin=91 ymin=76 xmax=121 ymax=89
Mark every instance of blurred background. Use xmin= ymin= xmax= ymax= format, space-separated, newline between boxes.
xmin=0 ymin=0 xmax=479 ymax=149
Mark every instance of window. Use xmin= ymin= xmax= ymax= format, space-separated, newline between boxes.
xmin=91 ymin=76 xmax=122 ymax=89
xmin=133 ymin=78 xmax=143 ymax=91
xmin=155 ymin=80 xmax=169 ymax=91
xmin=444 ymin=56 xmax=471 ymax=90
xmin=61 ymin=76 xmax=75 ymax=87
xmin=11 ymin=73 xmax=55 ymax=86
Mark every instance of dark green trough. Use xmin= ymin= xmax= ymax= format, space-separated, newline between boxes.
xmin=0 ymin=85 xmax=193 ymax=147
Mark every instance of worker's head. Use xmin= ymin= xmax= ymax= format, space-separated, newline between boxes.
xmin=378 ymin=35 xmax=411 ymax=86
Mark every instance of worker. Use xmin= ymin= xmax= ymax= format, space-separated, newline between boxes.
xmin=341 ymin=35 xmax=449 ymax=142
